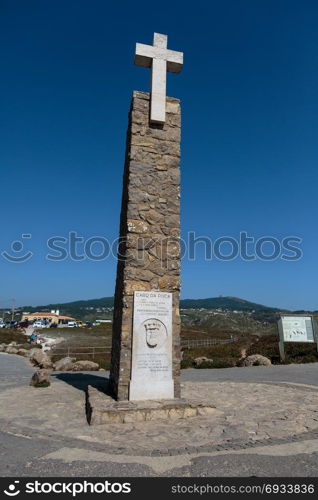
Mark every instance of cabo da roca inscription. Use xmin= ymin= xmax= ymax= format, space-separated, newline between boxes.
xmin=130 ymin=291 xmax=174 ymax=400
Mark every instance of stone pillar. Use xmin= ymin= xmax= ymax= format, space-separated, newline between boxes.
xmin=110 ymin=91 xmax=181 ymax=401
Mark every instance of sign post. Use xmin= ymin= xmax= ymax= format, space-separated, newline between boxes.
xmin=278 ymin=315 xmax=318 ymax=362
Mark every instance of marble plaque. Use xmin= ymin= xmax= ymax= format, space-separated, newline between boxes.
xmin=129 ymin=291 xmax=174 ymax=400
xmin=279 ymin=316 xmax=314 ymax=343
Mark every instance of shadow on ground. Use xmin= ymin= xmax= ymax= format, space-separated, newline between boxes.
xmin=52 ymin=372 xmax=111 ymax=395
xmin=52 ymin=372 xmax=114 ymax=425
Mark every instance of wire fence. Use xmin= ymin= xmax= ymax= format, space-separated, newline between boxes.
xmin=51 ymin=337 xmax=237 ymax=359
xmin=181 ymin=337 xmax=236 ymax=348
xmin=51 ymin=345 xmax=111 ymax=359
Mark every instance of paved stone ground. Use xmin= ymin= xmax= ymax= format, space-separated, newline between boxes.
xmin=1 ymin=353 xmax=318 ymax=477
xmin=182 ymin=364 xmax=318 ymax=386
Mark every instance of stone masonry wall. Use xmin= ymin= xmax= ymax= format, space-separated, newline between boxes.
xmin=110 ymin=91 xmax=181 ymax=401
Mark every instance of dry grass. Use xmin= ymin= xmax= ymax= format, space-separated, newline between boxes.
xmin=45 ymin=323 xmax=318 ymax=370
xmin=0 ymin=328 xmax=32 ymax=350
xmin=181 ymin=340 xmax=245 ymax=369
xmin=49 ymin=323 xmax=112 ymax=346
xmin=49 ymin=324 xmax=112 ymax=369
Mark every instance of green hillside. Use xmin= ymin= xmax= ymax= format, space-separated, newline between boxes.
xmin=180 ymin=296 xmax=280 ymax=312
xmin=22 ymin=297 xmax=114 ymax=320
xmin=20 ymin=295 xmax=283 ymax=321
xmin=23 ymin=295 xmax=279 ymax=312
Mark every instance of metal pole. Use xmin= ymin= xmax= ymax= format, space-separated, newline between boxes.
xmin=279 ymin=340 xmax=285 ymax=362
xmin=312 ymin=315 xmax=318 ymax=354
xmin=11 ymin=298 xmax=15 ymax=322
xmin=277 ymin=319 xmax=285 ymax=362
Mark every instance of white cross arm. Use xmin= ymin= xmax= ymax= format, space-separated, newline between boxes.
xmin=134 ymin=43 xmax=183 ymax=73
xmin=134 ymin=33 xmax=183 ymax=124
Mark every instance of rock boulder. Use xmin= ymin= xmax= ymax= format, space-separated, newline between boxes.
xmin=72 ymin=360 xmax=99 ymax=371
xmin=17 ymin=348 xmax=28 ymax=357
xmin=53 ymin=357 xmax=76 ymax=371
xmin=5 ymin=346 xmax=19 ymax=354
xmin=30 ymin=369 xmax=51 ymax=387
xmin=242 ymin=354 xmax=271 ymax=367
xmin=194 ymin=356 xmax=213 ymax=367
xmin=29 ymin=348 xmax=53 ymax=369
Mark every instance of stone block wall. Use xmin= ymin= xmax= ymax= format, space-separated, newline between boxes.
xmin=110 ymin=91 xmax=181 ymax=401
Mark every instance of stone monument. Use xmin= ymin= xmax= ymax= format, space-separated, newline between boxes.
xmin=86 ymin=33 xmax=215 ymax=423
xmin=110 ymin=33 xmax=183 ymax=401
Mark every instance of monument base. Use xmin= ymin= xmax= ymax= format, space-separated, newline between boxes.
xmin=86 ymin=385 xmax=216 ymax=425
xmin=129 ymin=379 xmax=174 ymax=401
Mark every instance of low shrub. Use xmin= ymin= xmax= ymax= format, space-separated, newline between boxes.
xmin=180 ymin=357 xmax=194 ymax=369
xmin=196 ymin=358 xmax=236 ymax=369
xmin=181 ymin=341 xmax=243 ymax=369
xmin=246 ymin=334 xmax=318 ymax=364
xmin=98 ymin=360 xmax=111 ymax=371
xmin=182 ymin=342 xmax=242 ymax=361
xmin=33 ymin=380 xmax=51 ymax=388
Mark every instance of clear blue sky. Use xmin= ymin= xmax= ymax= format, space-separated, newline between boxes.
xmin=0 ymin=0 xmax=317 ymax=310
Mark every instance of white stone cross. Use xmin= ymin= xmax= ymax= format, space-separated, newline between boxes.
xmin=134 ymin=33 xmax=183 ymax=124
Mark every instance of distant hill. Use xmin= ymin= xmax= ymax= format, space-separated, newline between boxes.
xmin=180 ymin=296 xmax=281 ymax=312
xmin=33 ymin=297 xmax=115 ymax=309
xmin=22 ymin=297 xmax=114 ymax=320
xmin=21 ymin=295 xmax=282 ymax=318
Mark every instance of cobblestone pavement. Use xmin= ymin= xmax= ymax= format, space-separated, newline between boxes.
xmin=1 ymin=353 xmax=318 ymax=476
